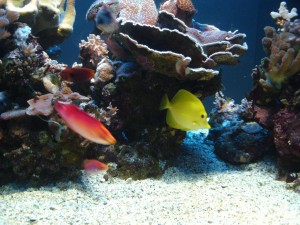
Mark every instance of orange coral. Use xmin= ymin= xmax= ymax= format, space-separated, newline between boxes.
xmin=119 ymin=0 xmax=157 ymax=25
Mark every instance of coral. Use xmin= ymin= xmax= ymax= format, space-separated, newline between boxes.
xmin=261 ymin=26 xmax=300 ymax=88
xmin=13 ymin=25 xmax=31 ymax=46
xmin=26 ymin=94 xmax=55 ymax=116
xmin=86 ymin=0 xmax=158 ymax=26
xmin=284 ymin=19 xmax=300 ymax=37
xmin=3 ymin=0 xmax=76 ymax=47
xmin=25 ymin=89 xmax=90 ymax=117
xmin=79 ymin=34 xmax=109 ymax=68
xmin=95 ymin=58 xmax=114 ymax=83
xmin=0 ymin=39 xmax=48 ymax=103
xmin=209 ymin=93 xmax=272 ymax=164
xmin=272 ymin=109 xmax=300 ymax=168
xmin=118 ymin=0 xmax=158 ymax=25
xmin=80 ymin=0 xmax=247 ymax=179
xmin=248 ymin=2 xmax=300 ymax=172
xmin=57 ymin=0 xmax=76 ymax=37
xmin=0 ymin=8 xmax=19 ymax=40
xmin=270 ymin=1 xmax=298 ymax=30
xmin=160 ymin=0 xmax=196 ymax=26
xmin=0 ymin=109 xmax=26 ymax=120
xmin=111 ymin=15 xmax=246 ymax=80
xmin=0 ymin=0 xmax=249 ymax=182
xmin=86 ymin=2 xmax=247 ymax=80
xmin=249 ymin=3 xmax=300 ymax=107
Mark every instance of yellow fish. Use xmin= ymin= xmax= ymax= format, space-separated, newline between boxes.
xmin=160 ymin=89 xmax=211 ymax=131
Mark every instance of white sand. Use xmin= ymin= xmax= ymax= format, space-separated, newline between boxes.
xmin=0 ymin=134 xmax=300 ymax=225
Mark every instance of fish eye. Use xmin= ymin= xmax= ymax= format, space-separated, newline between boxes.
xmin=201 ymin=114 xmax=205 ymax=118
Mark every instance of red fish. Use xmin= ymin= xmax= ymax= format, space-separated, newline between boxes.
xmin=54 ymin=101 xmax=116 ymax=145
xmin=59 ymin=67 xmax=95 ymax=82
xmin=83 ymin=159 xmax=109 ymax=171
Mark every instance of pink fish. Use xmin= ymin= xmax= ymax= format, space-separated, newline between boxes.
xmin=83 ymin=159 xmax=109 ymax=171
xmin=54 ymin=101 xmax=116 ymax=145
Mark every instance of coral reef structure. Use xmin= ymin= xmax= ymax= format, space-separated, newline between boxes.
xmin=248 ymin=2 xmax=300 ymax=171
xmin=209 ymin=93 xmax=272 ymax=164
xmin=0 ymin=0 xmax=248 ymax=182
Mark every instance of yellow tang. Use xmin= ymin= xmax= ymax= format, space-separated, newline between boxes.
xmin=160 ymin=89 xmax=211 ymax=131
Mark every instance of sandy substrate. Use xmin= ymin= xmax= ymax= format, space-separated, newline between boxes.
xmin=0 ymin=133 xmax=300 ymax=225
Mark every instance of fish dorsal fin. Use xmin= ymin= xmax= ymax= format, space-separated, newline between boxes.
xmin=171 ymin=89 xmax=205 ymax=110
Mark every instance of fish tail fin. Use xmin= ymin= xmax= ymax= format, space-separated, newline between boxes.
xmin=159 ymin=94 xmax=170 ymax=110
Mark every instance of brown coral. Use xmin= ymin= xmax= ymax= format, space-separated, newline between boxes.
xmin=261 ymin=26 xmax=300 ymax=89
xmin=160 ymin=0 xmax=196 ymax=26
xmin=111 ymin=13 xmax=247 ymax=80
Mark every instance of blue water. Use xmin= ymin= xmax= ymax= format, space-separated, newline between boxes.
xmin=58 ymin=0 xmax=300 ymax=109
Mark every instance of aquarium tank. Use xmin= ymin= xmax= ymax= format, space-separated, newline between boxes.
xmin=0 ymin=0 xmax=300 ymax=224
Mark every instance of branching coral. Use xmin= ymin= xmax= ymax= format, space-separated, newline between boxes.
xmin=262 ymin=26 xmax=300 ymax=89
xmin=270 ymin=1 xmax=298 ymax=30
xmin=247 ymin=2 xmax=300 ymax=171
xmin=79 ymin=34 xmax=109 ymax=68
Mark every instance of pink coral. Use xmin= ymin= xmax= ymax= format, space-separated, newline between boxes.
xmin=119 ymin=0 xmax=158 ymax=25
xmin=26 ymin=89 xmax=90 ymax=117
xmin=79 ymin=34 xmax=108 ymax=68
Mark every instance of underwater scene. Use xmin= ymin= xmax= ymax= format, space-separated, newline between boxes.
xmin=1 ymin=0 xmax=300 ymax=224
